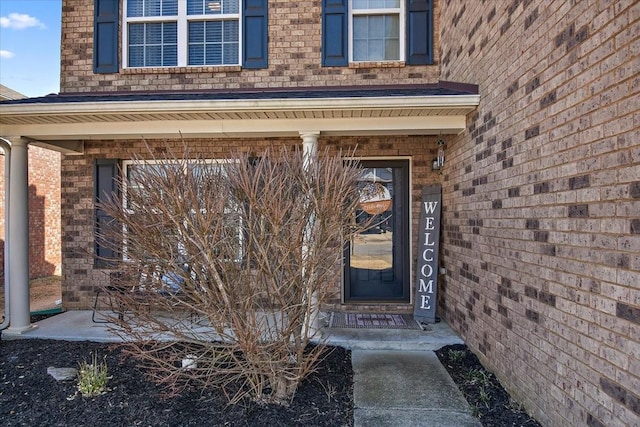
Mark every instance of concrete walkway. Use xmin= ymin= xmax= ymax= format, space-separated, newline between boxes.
xmin=4 ymin=311 xmax=480 ymax=427
xmin=352 ymin=350 xmax=480 ymax=427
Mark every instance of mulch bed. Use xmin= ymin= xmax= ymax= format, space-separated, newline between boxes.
xmin=436 ymin=344 xmax=541 ymax=427
xmin=0 ymin=338 xmax=353 ymax=427
xmin=2 ymin=313 xmax=542 ymax=427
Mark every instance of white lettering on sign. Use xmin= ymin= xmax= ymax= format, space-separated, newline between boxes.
xmin=424 ymin=232 xmax=436 ymax=246
xmin=414 ymin=188 xmax=441 ymax=323
xmin=418 ymin=279 xmax=433 ymax=293
xmin=425 ymin=216 xmax=434 ymax=230
xmin=423 ymin=201 xmax=439 ymax=215
xmin=418 ymin=202 xmax=437 ymax=306
xmin=421 ymin=263 xmax=433 ymax=277
xmin=420 ymin=295 xmax=431 ymax=309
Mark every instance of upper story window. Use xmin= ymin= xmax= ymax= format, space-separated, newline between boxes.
xmin=124 ymin=0 xmax=241 ymax=67
xmin=94 ymin=0 xmax=266 ymax=73
xmin=350 ymin=0 xmax=403 ymax=62
xmin=322 ymin=0 xmax=432 ymax=67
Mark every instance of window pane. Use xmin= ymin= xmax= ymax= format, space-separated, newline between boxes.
xmin=224 ymin=20 xmax=239 ymax=43
xmin=161 ymin=0 xmax=178 ymax=16
xmin=384 ymin=15 xmax=399 ymax=60
xmin=187 ymin=0 xmax=238 ymax=15
xmin=369 ymin=39 xmax=384 ymax=60
xmin=187 ymin=20 xmax=238 ymax=65
xmin=189 ymin=44 xmax=205 ymax=65
xmin=145 ymin=0 xmax=160 ymax=16
xmin=353 ymin=39 xmax=367 ymax=61
xmin=352 ymin=15 xmax=399 ymax=61
xmin=367 ymin=15 xmax=383 ymax=38
xmin=207 ymin=44 xmax=223 ymax=64
xmin=146 ymin=23 xmax=162 ymax=44
xmin=385 ymin=39 xmax=399 ymax=60
xmin=223 ymin=0 xmax=239 ymax=14
xmin=128 ymin=0 xmax=239 ymax=68
xmin=353 ymin=0 xmax=399 ymax=9
xmin=208 ymin=21 xmax=222 ymax=43
xmin=187 ymin=0 xmax=205 ymax=14
xmin=353 ymin=17 xmax=367 ymax=39
xmin=127 ymin=0 xmax=144 ymax=17
xmin=128 ymin=0 xmax=176 ymax=17
xmin=163 ymin=21 xmax=177 ymax=43
xmin=129 ymin=46 xmax=145 ymax=67
xmin=129 ymin=23 xmax=145 ymax=44
xmin=129 ymin=22 xmax=177 ymax=67
xmin=189 ymin=21 xmax=205 ymax=43
xmin=386 ymin=14 xmax=399 ymax=37
xmin=223 ymin=42 xmax=239 ymax=64
xmin=163 ymin=44 xmax=178 ymax=66
xmin=146 ymin=45 xmax=162 ymax=66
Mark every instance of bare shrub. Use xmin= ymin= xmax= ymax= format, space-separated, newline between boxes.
xmin=96 ymin=145 xmax=367 ymax=404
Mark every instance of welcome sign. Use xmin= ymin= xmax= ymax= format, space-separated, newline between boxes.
xmin=413 ymin=184 xmax=442 ymax=324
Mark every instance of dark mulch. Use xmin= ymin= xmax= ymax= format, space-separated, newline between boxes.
xmin=436 ymin=344 xmax=541 ymax=427
xmin=0 ymin=337 xmax=353 ymax=427
xmin=2 ymin=313 xmax=541 ymax=427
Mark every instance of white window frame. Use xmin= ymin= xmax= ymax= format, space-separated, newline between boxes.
xmin=348 ymin=0 xmax=405 ymax=63
xmin=123 ymin=0 xmax=243 ymax=68
xmin=122 ymin=159 xmax=244 ymax=262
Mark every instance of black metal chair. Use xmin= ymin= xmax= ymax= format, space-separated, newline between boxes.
xmin=92 ymin=271 xmax=131 ymax=323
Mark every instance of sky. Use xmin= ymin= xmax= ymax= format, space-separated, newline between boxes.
xmin=0 ymin=0 xmax=62 ymax=98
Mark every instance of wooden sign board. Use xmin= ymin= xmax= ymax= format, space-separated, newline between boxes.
xmin=413 ymin=184 xmax=442 ymax=324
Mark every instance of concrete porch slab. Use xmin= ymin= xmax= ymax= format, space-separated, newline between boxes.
xmin=4 ymin=311 xmax=465 ymax=352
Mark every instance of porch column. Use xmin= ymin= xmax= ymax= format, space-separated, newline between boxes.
xmin=300 ymin=132 xmax=320 ymax=334
xmin=0 ymin=139 xmax=10 ymax=330
xmin=300 ymin=131 xmax=319 ymax=168
xmin=5 ymin=137 xmax=35 ymax=334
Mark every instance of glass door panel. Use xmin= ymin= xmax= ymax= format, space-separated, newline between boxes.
xmin=345 ymin=160 xmax=410 ymax=302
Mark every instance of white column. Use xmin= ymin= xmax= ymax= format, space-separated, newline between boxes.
xmin=300 ymin=131 xmax=319 ymax=169
xmin=0 ymin=139 xmax=10 ymax=330
xmin=299 ymin=132 xmax=320 ymax=335
xmin=5 ymin=137 xmax=35 ymax=334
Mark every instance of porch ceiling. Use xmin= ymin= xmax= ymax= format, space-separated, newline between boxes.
xmin=0 ymin=86 xmax=479 ymax=152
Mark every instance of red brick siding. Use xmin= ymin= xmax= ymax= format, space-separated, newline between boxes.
xmin=59 ymin=0 xmax=441 ymax=93
xmin=61 ymin=137 xmax=442 ymax=311
xmin=438 ymin=1 xmax=639 ymax=426
xmin=0 ymin=146 xmax=61 ymax=281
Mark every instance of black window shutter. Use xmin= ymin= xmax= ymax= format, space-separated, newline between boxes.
xmin=94 ymin=0 xmax=119 ymax=73
xmin=406 ymin=0 xmax=434 ymax=65
xmin=243 ymin=0 xmax=268 ymax=69
xmin=94 ymin=159 xmax=120 ymax=267
xmin=322 ymin=0 xmax=348 ymax=66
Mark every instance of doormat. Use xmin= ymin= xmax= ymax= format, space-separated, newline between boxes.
xmin=329 ymin=312 xmax=422 ymax=330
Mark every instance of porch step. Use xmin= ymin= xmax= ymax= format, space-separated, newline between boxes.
xmin=320 ymin=321 xmax=463 ymax=351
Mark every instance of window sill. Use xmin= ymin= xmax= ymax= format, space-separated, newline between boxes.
xmin=122 ymin=65 xmax=243 ymax=74
xmin=348 ymin=61 xmax=406 ymax=69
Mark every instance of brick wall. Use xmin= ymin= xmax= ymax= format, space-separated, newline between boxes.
xmin=59 ymin=0 xmax=440 ymax=93
xmin=62 ymin=136 xmax=442 ymax=310
xmin=0 ymin=146 xmax=61 ymax=282
xmin=28 ymin=146 xmax=62 ymax=277
xmin=439 ymin=1 xmax=639 ymax=426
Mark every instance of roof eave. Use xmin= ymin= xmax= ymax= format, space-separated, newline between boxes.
xmin=0 ymin=94 xmax=480 ymax=151
xmin=0 ymin=94 xmax=480 ymax=116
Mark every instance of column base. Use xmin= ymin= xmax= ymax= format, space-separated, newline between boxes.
xmin=2 ymin=323 xmax=39 ymax=337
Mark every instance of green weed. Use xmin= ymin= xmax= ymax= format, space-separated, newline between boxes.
xmin=77 ymin=353 xmax=110 ymax=397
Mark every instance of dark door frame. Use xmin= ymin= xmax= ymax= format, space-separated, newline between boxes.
xmin=344 ymin=158 xmax=411 ymax=303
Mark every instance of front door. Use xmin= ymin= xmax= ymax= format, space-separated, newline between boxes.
xmin=345 ymin=160 xmax=410 ymax=302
